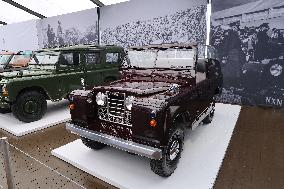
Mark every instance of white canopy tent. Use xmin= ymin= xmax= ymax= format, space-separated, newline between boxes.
xmin=0 ymin=0 xmax=129 ymax=25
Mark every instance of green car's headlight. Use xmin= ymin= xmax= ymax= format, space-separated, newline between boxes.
xmin=1 ymin=84 xmax=8 ymax=96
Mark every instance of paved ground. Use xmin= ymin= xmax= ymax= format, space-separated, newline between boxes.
xmin=0 ymin=106 xmax=283 ymax=189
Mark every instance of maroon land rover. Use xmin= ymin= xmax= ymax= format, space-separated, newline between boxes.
xmin=66 ymin=44 xmax=222 ymax=177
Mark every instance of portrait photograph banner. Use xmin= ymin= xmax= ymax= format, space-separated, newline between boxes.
xmin=37 ymin=8 xmax=99 ymax=49
xmin=211 ymin=0 xmax=284 ymax=108
xmin=100 ymin=0 xmax=208 ymax=48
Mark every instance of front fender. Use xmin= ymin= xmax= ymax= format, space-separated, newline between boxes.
xmin=6 ymin=77 xmax=55 ymax=102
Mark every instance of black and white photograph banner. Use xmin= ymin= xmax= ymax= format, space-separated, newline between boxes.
xmin=37 ymin=8 xmax=99 ymax=48
xmin=211 ymin=0 xmax=284 ymax=108
xmin=101 ymin=0 xmax=207 ymax=48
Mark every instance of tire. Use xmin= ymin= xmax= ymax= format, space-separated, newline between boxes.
xmin=0 ymin=108 xmax=11 ymax=114
xmin=81 ymin=137 xmax=106 ymax=150
xmin=150 ymin=127 xmax=184 ymax=177
xmin=203 ymin=106 xmax=215 ymax=124
xmin=11 ymin=91 xmax=47 ymax=123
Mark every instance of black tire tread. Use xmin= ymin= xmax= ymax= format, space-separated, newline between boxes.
xmin=150 ymin=127 xmax=184 ymax=177
xmin=81 ymin=137 xmax=106 ymax=150
xmin=11 ymin=90 xmax=47 ymax=123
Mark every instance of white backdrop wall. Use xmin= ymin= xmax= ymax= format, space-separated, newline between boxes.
xmin=37 ymin=8 xmax=99 ymax=49
xmin=100 ymin=0 xmax=207 ymax=48
xmin=0 ymin=20 xmax=39 ymax=52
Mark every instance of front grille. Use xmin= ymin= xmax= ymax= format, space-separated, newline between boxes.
xmin=107 ymin=92 xmax=125 ymax=117
xmin=98 ymin=92 xmax=132 ymax=126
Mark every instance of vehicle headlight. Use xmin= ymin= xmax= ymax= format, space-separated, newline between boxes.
xmin=96 ymin=92 xmax=106 ymax=106
xmin=1 ymin=84 xmax=8 ymax=96
xmin=125 ymin=96 xmax=135 ymax=110
xmin=270 ymin=64 xmax=283 ymax=77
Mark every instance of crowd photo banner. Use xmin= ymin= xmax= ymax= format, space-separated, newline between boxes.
xmin=37 ymin=8 xmax=99 ymax=49
xmin=211 ymin=0 xmax=284 ymax=108
xmin=100 ymin=0 xmax=207 ymax=48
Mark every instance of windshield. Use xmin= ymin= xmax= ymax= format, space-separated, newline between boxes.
xmin=8 ymin=54 xmax=30 ymax=66
xmin=127 ymin=48 xmax=195 ymax=69
xmin=30 ymin=51 xmax=60 ymax=65
xmin=0 ymin=54 xmax=12 ymax=66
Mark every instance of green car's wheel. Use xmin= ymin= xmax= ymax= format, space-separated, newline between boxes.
xmin=12 ymin=91 xmax=47 ymax=123
xmin=0 ymin=108 xmax=11 ymax=114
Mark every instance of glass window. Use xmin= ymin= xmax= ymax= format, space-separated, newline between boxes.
xmin=106 ymin=53 xmax=119 ymax=64
xmin=59 ymin=53 xmax=79 ymax=65
xmin=155 ymin=49 xmax=195 ymax=68
xmin=86 ymin=53 xmax=99 ymax=65
xmin=30 ymin=51 xmax=60 ymax=65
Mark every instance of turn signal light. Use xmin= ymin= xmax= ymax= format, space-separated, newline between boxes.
xmin=69 ymin=104 xmax=76 ymax=110
xmin=149 ymin=119 xmax=157 ymax=127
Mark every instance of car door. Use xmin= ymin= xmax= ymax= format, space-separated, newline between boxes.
xmin=101 ymin=50 xmax=122 ymax=81
xmin=82 ymin=50 xmax=104 ymax=89
xmin=56 ymin=51 xmax=84 ymax=98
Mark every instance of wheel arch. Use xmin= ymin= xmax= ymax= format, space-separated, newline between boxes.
xmin=16 ymin=86 xmax=50 ymax=101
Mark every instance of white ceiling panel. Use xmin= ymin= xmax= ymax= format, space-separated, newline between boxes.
xmin=0 ymin=1 xmax=38 ymax=24
xmin=100 ymin=0 xmax=129 ymax=6
xmin=13 ymin=0 xmax=97 ymax=17
xmin=0 ymin=0 xmax=131 ymax=24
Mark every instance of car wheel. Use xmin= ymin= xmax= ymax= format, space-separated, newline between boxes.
xmin=150 ymin=127 xmax=184 ymax=177
xmin=11 ymin=91 xmax=47 ymax=123
xmin=81 ymin=137 xmax=106 ymax=150
xmin=0 ymin=108 xmax=11 ymax=114
xmin=203 ymin=107 xmax=215 ymax=124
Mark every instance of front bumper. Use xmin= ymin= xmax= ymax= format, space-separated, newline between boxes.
xmin=0 ymin=98 xmax=10 ymax=109
xmin=66 ymin=122 xmax=163 ymax=160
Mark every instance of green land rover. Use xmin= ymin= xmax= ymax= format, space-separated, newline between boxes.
xmin=0 ymin=44 xmax=125 ymax=123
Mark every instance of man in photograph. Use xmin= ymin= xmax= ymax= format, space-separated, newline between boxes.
xmin=255 ymin=23 xmax=270 ymax=60
xmin=57 ymin=21 xmax=64 ymax=46
xmin=222 ymin=21 xmax=246 ymax=90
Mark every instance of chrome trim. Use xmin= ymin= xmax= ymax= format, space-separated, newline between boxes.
xmin=192 ymin=102 xmax=215 ymax=130
xmin=66 ymin=122 xmax=163 ymax=160
xmin=98 ymin=91 xmax=132 ymax=126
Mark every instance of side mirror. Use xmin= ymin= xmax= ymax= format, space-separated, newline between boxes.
xmin=196 ymin=59 xmax=206 ymax=73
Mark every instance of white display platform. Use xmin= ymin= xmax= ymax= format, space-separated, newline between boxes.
xmin=0 ymin=100 xmax=70 ymax=137
xmin=52 ymin=103 xmax=241 ymax=189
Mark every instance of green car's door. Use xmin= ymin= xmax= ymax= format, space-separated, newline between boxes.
xmin=82 ymin=50 xmax=104 ymax=89
xmin=55 ymin=51 xmax=84 ymax=99
xmin=101 ymin=50 xmax=122 ymax=81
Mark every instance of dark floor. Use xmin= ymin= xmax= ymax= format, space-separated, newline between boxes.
xmin=0 ymin=106 xmax=283 ymax=189
xmin=214 ymin=106 xmax=284 ymax=189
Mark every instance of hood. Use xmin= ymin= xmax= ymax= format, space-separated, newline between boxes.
xmin=93 ymin=81 xmax=177 ymax=96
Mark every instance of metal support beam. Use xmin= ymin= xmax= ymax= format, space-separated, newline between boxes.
xmin=90 ymin=0 xmax=105 ymax=7
xmin=0 ymin=21 xmax=7 ymax=25
xmin=2 ymin=0 xmax=46 ymax=19
xmin=0 ymin=137 xmax=15 ymax=189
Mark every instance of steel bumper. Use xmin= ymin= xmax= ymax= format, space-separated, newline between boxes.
xmin=66 ymin=122 xmax=163 ymax=160
xmin=0 ymin=99 xmax=10 ymax=109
